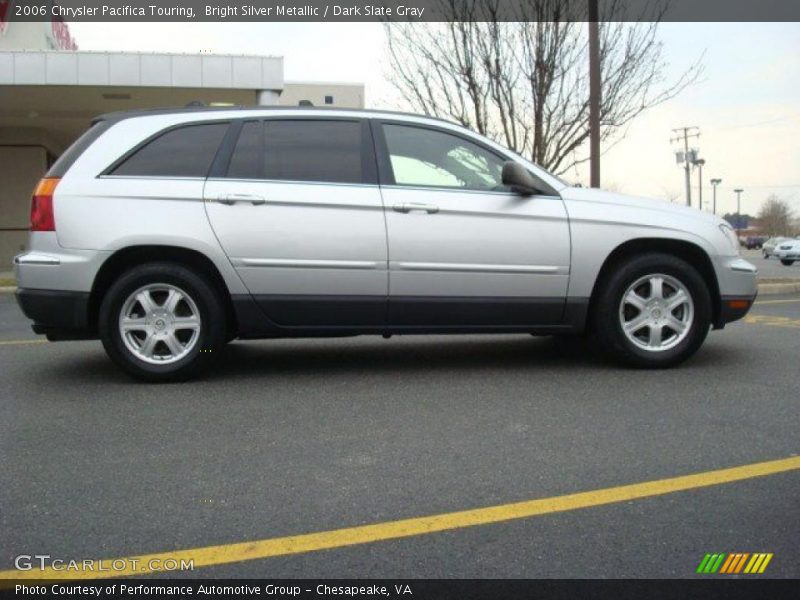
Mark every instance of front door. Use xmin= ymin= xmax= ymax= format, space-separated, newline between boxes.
xmin=204 ymin=118 xmax=388 ymax=329
xmin=375 ymin=121 xmax=571 ymax=328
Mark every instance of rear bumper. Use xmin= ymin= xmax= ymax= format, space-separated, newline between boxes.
xmin=15 ymin=288 xmax=96 ymax=340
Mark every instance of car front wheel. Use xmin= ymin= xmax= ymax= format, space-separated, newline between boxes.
xmin=99 ymin=262 xmax=226 ymax=382
xmin=781 ymin=259 xmax=795 ymax=266
xmin=593 ymin=253 xmax=711 ymax=368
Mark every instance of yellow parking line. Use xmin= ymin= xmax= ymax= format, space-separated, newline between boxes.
xmin=0 ymin=339 xmax=47 ymax=346
xmin=2 ymin=455 xmax=798 ymax=581
xmin=744 ymin=315 xmax=800 ymax=329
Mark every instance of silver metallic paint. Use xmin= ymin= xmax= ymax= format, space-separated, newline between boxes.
xmin=14 ymin=108 xmax=756 ymax=327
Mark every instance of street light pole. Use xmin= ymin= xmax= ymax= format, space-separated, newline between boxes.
xmin=588 ymin=0 xmax=601 ymax=188
xmin=693 ymin=158 xmax=705 ymax=211
xmin=683 ymin=133 xmax=691 ymax=207
xmin=710 ymin=178 xmax=722 ymax=215
xmin=734 ymin=188 xmax=744 ymax=233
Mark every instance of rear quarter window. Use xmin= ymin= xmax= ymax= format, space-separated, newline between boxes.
xmin=109 ymin=122 xmax=229 ymax=178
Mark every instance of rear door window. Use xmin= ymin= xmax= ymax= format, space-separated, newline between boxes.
xmin=225 ymin=119 xmax=367 ymax=185
xmin=226 ymin=121 xmax=263 ymax=179
xmin=110 ymin=122 xmax=229 ymax=177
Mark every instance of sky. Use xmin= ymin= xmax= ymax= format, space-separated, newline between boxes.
xmin=69 ymin=21 xmax=800 ymax=217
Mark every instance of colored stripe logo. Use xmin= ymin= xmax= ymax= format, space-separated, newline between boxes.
xmin=696 ymin=552 xmax=773 ymax=574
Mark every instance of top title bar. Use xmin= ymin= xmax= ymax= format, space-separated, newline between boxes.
xmin=6 ymin=0 xmax=800 ymax=23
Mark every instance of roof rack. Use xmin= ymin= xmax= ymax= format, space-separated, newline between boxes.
xmin=93 ymin=105 xmax=459 ymax=127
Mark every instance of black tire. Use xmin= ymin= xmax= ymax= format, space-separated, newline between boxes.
xmin=780 ymin=259 xmax=795 ymax=266
xmin=592 ymin=253 xmax=712 ymax=368
xmin=99 ymin=262 xmax=227 ymax=382
xmin=762 ymin=251 xmax=768 ymax=259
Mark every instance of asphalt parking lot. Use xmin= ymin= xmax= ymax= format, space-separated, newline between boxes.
xmin=0 ymin=291 xmax=798 ymax=579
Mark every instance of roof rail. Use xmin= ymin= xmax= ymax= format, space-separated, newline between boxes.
xmin=92 ymin=105 xmax=460 ymax=127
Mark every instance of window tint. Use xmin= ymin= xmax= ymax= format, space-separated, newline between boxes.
xmin=111 ymin=122 xmax=228 ymax=177
xmin=227 ymin=121 xmax=262 ymax=180
xmin=382 ymin=124 xmax=506 ymax=191
xmin=226 ymin=119 xmax=364 ymax=184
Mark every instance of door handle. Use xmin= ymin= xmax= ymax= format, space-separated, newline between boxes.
xmin=217 ymin=194 xmax=266 ymax=206
xmin=393 ymin=202 xmax=439 ymax=214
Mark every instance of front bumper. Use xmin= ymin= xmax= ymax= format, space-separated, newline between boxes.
xmin=715 ymin=294 xmax=757 ymax=328
xmin=711 ymin=256 xmax=757 ymax=329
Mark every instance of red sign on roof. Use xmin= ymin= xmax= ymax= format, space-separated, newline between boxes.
xmin=51 ymin=15 xmax=78 ymax=50
xmin=0 ymin=1 xmax=13 ymax=36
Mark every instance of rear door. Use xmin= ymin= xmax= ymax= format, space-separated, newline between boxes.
xmin=204 ymin=117 xmax=388 ymax=328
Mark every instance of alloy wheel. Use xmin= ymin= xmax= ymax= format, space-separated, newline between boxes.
xmin=118 ymin=284 xmax=202 ymax=365
xmin=618 ymin=273 xmax=694 ymax=352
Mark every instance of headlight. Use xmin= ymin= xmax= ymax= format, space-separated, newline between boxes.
xmin=719 ymin=223 xmax=740 ymax=255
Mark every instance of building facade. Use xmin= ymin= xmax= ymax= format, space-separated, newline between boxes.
xmin=280 ymin=81 xmax=365 ymax=109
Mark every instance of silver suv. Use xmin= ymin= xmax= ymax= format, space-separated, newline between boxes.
xmin=14 ymin=107 xmax=757 ymax=381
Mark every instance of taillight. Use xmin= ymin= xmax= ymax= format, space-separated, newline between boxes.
xmin=31 ymin=177 xmax=60 ymax=232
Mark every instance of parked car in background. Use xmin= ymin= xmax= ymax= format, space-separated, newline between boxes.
xmin=744 ymin=236 xmax=767 ymax=250
xmin=772 ymin=239 xmax=800 ymax=266
xmin=762 ymin=237 xmax=790 ymax=258
xmin=14 ymin=107 xmax=758 ymax=381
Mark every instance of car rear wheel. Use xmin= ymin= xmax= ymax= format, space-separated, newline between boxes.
xmin=99 ymin=262 xmax=226 ymax=382
xmin=593 ymin=253 xmax=711 ymax=368
xmin=780 ymin=259 xmax=795 ymax=266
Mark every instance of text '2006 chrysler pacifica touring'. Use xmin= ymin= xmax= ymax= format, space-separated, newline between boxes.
xmin=14 ymin=107 xmax=757 ymax=381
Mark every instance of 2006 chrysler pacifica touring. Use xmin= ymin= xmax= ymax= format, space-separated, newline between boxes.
xmin=14 ymin=107 xmax=758 ymax=381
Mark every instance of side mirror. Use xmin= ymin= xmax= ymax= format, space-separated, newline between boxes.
xmin=502 ymin=162 xmax=539 ymax=196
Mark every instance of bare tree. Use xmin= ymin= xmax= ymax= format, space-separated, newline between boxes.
xmin=384 ymin=0 xmax=703 ymax=176
xmin=757 ymin=195 xmax=794 ymax=235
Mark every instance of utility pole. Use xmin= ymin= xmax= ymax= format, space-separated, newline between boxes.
xmin=671 ymin=126 xmax=700 ymax=207
xmin=710 ymin=178 xmax=722 ymax=215
xmin=588 ymin=0 xmax=601 ymax=188
xmin=734 ymin=188 xmax=744 ymax=233
xmin=693 ymin=158 xmax=705 ymax=211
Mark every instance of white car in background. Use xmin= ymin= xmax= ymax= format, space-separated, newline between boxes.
xmin=762 ymin=237 xmax=790 ymax=258
xmin=772 ymin=239 xmax=800 ymax=266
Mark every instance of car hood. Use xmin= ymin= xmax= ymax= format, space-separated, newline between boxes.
xmin=560 ymin=186 xmax=723 ymax=226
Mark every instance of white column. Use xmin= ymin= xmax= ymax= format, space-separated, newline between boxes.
xmin=256 ymin=90 xmax=280 ymax=105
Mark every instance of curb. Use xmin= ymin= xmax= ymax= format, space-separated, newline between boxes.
xmin=758 ymin=282 xmax=800 ymax=295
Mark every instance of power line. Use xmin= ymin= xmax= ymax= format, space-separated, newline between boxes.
xmin=721 ymin=183 xmax=800 ymax=189
xmin=711 ymin=116 xmax=796 ymax=132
